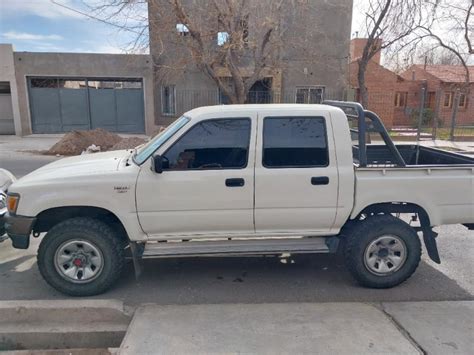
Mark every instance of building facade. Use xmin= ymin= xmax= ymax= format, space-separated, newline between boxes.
xmin=148 ymin=0 xmax=354 ymax=125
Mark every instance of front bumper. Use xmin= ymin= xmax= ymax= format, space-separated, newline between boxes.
xmin=0 ymin=192 xmax=6 ymax=239
xmin=4 ymin=213 xmax=36 ymax=249
xmin=0 ymin=213 xmax=5 ymax=239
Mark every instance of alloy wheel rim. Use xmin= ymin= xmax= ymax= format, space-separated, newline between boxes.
xmin=54 ymin=239 xmax=104 ymax=283
xmin=363 ymin=235 xmax=407 ymax=276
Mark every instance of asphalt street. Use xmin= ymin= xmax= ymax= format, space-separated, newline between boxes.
xmin=0 ymin=142 xmax=473 ymax=307
xmin=0 ymin=136 xmax=59 ymax=177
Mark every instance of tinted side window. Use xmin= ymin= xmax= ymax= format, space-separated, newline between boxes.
xmin=163 ymin=118 xmax=251 ymax=170
xmin=263 ymin=117 xmax=328 ymax=168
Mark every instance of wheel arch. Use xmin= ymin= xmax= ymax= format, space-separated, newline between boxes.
xmin=34 ymin=206 xmax=130 ymax=243
xmin=353 ymin=202 xmax=431 ymax=224
xmin=344 ymin=201 xmax=441 ymax=264
xmin=348 ymin=201 xmax=432 ymax=226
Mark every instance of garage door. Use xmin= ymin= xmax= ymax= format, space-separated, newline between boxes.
xmin=28 ymin=77 xmax=145 ymax=134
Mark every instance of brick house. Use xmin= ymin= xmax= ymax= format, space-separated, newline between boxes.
xmin=398 ymin=65 xmax=473 ymax=126
xmin=349 ymin=38 xmax=473 ymax=128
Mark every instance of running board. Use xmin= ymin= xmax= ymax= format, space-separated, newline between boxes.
xmin=142 ymin=237 xmax=331 ymax=258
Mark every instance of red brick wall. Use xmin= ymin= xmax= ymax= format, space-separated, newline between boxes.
xmin=437 ymin=83 xmax=473 ymax=126
xmin=350 ymin=62 xmax=474 ymax=128
xmin=392 ymin=81 xmax=424 ymax=126
xmin=349 ymin=60 xmax=399 ymax=128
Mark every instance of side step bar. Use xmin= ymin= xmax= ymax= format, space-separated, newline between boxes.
xmin=142 ymin=237 xmax=331 ymax=258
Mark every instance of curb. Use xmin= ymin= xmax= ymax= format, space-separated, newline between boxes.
xmin=0 ymin=300 xmax=132 ymax=352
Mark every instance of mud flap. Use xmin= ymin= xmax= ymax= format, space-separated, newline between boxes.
xmin=129 ymin=242 xmax=143 ymax=279
xmin=422 ymin=229 xmax=440 ymax=264
xmin=417 ymin=210 xmax=441 ymax=264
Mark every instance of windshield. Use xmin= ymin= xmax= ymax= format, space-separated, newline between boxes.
xmin=133 ymin=116 xmax=190 ymax=165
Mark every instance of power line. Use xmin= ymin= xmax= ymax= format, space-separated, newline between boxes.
xmin=49 ymin=0 xmax=145 ymax=35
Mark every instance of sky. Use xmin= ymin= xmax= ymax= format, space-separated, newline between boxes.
xmin=0 ymin=0 xmax=365 ymax=54
xmin=0 ymin=0 xmax=144 ymax=53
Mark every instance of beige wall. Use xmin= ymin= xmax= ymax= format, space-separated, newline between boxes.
xmin=0 ymin=44 xmax=22 ymax=135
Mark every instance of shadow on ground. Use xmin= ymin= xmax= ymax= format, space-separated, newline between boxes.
xmin=111 ymin=254 xmax=473 ymax=306
xmin=2 ymin=242 xmax=471 ymax=306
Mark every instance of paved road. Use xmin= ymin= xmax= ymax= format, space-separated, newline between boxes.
xmin=0 ymin=155 xmax=58 ymax=178
xmin=1 ymin=221 xmax=472 ymax=307
xmin=0 ymin=143 xmax=473 ymax=307
xmin=0 ymin=136 xmax=59 ymax=178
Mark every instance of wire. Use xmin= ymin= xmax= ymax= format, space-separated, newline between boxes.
xmin=49 ymin=0 xmax=144 ymax=34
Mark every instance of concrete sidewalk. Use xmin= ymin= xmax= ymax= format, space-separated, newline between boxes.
xmin=0 ymin=300 xmax=472 ymax=353
xmin=119 ymin=301 xmax=473 ymax=355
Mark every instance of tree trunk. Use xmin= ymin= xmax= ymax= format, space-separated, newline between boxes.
xmin=235 ymin=84 xmax=247 ymax=104
xmin=357 ymin=59 xmax=369 ymax=108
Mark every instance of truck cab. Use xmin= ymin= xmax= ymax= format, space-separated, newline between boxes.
xmin=135 ymin=104 xmax=353 ymax=240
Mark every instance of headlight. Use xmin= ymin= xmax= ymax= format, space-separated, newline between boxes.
xmin=6 ymin=194 xmax=20 ymax=214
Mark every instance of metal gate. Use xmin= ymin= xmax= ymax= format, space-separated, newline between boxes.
xmin=28 ymin=77 xmax=145 ymax=134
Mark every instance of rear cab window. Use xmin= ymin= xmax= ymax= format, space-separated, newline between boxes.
xmin=262 ymin=117 xmax=329 ymax=168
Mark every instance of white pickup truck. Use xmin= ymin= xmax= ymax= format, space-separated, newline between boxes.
xmin=2 ymin=102 xmax=473 ymax=296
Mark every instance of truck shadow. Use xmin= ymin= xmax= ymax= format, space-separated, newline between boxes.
xmin=0 ymin=239 xmax=472 ymax=304
xmin=112 ymin=254 xmax=473 ymax=306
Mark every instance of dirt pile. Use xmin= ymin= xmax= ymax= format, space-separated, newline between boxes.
xmin=46 ymin=129 xmax=122 ymax=156
xmin=110 ymin=137 xmax=147 ymax=151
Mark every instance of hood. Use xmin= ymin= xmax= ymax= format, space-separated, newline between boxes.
xmin=15 ymin=150 xmax=132 ymax=186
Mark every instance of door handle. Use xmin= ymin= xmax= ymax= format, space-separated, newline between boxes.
xmin=225 ymin=178 xmax=245 ymax=187
xmin=311 ymin=176 xmax=329 ymax=185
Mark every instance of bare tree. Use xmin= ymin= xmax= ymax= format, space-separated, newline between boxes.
xmin=152 ymin=0 xmax=283 ymax=104
xmin=80 ymin=0 xmax=291 ymax=104
xmin=433 ymin=48 xmax=463 ymax=65
xmin=354 ymin=0 xmax=427 ymax=107
xmin=415 ymin=0 xmax=473 ymax=86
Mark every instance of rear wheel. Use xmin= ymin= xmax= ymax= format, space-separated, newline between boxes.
xmin=38 ymin=217 xmax=126 ymax=296
xmin=344 ymin=215 xmax=421 ymax=288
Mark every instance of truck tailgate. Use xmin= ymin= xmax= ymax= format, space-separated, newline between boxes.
xmin=352 ymin=167 xmax=474 ymax=226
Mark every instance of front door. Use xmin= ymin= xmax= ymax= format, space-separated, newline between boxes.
xmin=136 ymin=116 xmax=256 ymax=239
xmin=254 ymin=113 xmax=339 ymax=235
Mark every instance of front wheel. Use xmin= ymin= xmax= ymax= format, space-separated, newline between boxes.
xmin=38 ymin=217 xmax=126 ymax=296
xmin=343 ymin=215 xmax=421 ymax=288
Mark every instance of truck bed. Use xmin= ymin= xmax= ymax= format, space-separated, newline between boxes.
xmin=353 ymin=164 xmax=474 ymax=226
xmin=352 ymin=145 xmax=473 ymax=227
xmin=354 ymin=144 xmax=474 ymax=166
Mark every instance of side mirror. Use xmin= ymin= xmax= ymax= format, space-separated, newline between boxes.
xmin=152 ymin=155 xmax=163 ymax=174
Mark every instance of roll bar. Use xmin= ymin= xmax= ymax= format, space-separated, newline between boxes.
xmin=322 ymin=100 xmax=406 ymax=167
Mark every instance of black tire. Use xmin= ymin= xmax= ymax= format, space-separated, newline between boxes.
xmin=37 ymin=217 xmax=126 ymax=296
xmin=344 ymin=215 xmax=421 ymax=288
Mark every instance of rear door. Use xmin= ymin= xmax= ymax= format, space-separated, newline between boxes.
xmin=254 ymin=110 xmax=339 ymax=235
